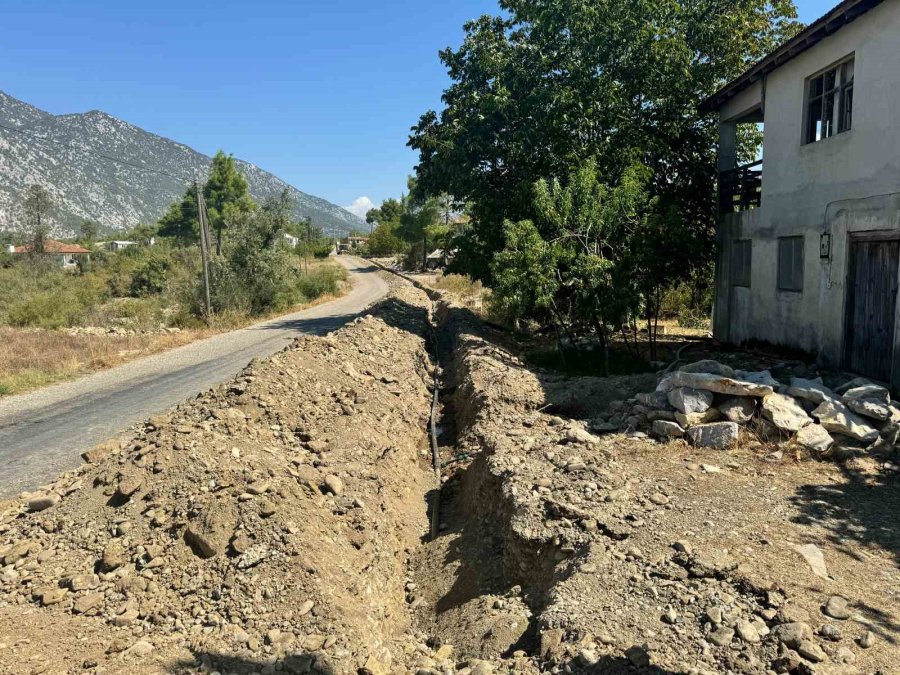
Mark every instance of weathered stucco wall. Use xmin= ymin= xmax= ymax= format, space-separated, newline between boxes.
xmin=714 ymin=0 xmax=900 ymax=379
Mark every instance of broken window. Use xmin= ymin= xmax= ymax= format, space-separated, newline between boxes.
xmin=777 ymin=236 xmax=804 ymax=292
xmin=805 ymin=57 xmax=854 ymax=144
xmin=731 ymin=239 xmax=752 ymax=287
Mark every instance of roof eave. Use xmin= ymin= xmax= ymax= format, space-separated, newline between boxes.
xmin=699 ymin=0 xmax=883 ymax=114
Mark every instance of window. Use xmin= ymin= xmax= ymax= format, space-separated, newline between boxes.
xmin=732 ymin=239 xmax=752 ymax=287
xmin=805 ymin=57 xmax=854 ymax=144
xmin=778 ymin=236 xmax=804 ymax=292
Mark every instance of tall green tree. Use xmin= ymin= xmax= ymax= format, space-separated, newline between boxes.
xmin=365 ymin=198 xmax=405 ymax=228
xmin=204 ymin=151 xmax=254 ymax=254
xmin=157 ymin=183 xmax=200 ymax=244
xmin=79 ymin=219 xmax=100 ymax=246
xmin=22 ymin=185 xmax=53 ymax=253
xmin=409 ymin=0 xmax=802 ymax=281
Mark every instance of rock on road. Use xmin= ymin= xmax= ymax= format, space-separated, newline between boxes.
xmin=0 ymin=256 xmax=389 ymax=497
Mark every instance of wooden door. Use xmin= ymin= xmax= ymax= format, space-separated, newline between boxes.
xmin=844 ymin=233 xmax=900 ymax=381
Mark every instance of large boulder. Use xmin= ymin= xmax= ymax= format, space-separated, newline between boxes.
xmin=812 ymin=400 xmax=879 ymax=443
xmin=843 ymin=384 xmax=890 ymax=403
xmin=686 ymin=422 xmax=739 ymax=449
xmin=845 ymin=396 xmax=892 ymax=421
xmin=675 ymin=409 xmax=722 ymax=428
xmin=834 ymin=377 xmax=873 ymax=395
xmin=842 ymin=384 xmax=891 ymax=421
xmin=718 ymin=397 xmax=756 ymax=424
xmin=761 ymin=393 xmax=812 ymax=432
xmin=635 ymin=390 xmax=671 ymax=410
xmin=795 ymin=424 xmax=834 ymax=453
xmin=670 ymin=371 xmax=774 ymax=398
xmin=679 ymin=360 xmax=735 ymax=378
xmin=787 ymin=377 xmax=835 ymax=405
xmin=733 ymin=369 xmax=780 ymax=387
xmin=667 ymin=387 xmax=714 ymax=414
xmin=651 ymin=420 xmax=685 ymax=440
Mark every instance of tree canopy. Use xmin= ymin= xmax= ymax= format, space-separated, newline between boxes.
xmin=409 ymin=0 xmax=801 ymax=281
xmin=203 ymin=151 xmax=255 ymax=254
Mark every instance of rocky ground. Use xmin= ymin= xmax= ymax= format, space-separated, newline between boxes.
xmin=407 ymin=299 xmax=898 ymax=674
xmin=0 ymin=273 xmax=897 ymax=674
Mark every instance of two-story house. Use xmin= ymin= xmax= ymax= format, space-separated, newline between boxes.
xmin=702 ymin=0 xmax=900 ymax=387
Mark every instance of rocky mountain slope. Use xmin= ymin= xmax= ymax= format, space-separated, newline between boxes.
xmin=0 ymin=91 xmax=364 ymax=236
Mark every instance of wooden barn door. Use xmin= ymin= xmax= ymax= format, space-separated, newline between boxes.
xmin=844 ymin=232 xmax=900 ymax=381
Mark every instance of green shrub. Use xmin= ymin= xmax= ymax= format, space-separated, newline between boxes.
xmin=7 ymin=290 xmax=85 ymax=329
xmin=297 ymin=265 xmax=344 ymax=300
xmin=130 ymin=255 xmax=171 ymax=296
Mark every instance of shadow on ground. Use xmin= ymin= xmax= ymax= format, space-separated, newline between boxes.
xmin=789 ymin=462 xmax=900 ymax=644
xmin=168 ymin=650 xmax=682 ymax=674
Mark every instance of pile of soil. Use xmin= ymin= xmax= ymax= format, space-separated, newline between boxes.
xmin=0 ymin=283 xmax=441 ymax=675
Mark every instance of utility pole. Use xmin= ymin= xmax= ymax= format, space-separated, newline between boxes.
xmin=195 ymin=180 xmax=212 ymax=323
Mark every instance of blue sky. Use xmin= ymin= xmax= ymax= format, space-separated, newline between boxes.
xmin=2 ymin=0 xmax=833 ymax=218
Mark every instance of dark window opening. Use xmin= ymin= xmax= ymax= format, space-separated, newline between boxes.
xmin=805 ymin=57 xmax=854 ymax=144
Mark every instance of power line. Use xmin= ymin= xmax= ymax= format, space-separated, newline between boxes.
xmin=0 ymin=121 xmax=194 ymax=182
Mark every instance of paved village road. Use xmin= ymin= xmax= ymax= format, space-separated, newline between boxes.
xmin=0 ymin=256 xmax=389 ymax=497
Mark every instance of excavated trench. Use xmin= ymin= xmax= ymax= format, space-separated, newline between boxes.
xmin=405 ymin=294 xmax=575 ymax=670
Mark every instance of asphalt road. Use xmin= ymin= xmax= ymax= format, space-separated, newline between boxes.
xmin=0 ymin=256 xmax=389 ymax=497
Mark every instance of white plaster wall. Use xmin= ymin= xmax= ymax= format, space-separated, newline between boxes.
xmin=717 ymin=0 xmax=900 ymax=368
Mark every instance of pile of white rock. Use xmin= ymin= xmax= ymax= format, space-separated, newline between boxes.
xmin=618 ymin=360 xmax=899 ymax=454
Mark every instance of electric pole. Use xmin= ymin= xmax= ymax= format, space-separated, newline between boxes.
xmin=195 ymin=180 xmax=212 ymax=323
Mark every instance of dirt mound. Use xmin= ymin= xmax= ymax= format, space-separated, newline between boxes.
xmin=0 ymin=284 xmax=439 ymax=674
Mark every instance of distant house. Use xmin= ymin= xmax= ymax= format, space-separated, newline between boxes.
xmin=702 ymin=0 xmax=900 ymax=385
xmin=107 ymin=240 xmax=136 ymax=252
xmin=348 ymin=236 xmax=369 ymax=250
xmin=425 ymin=249 xmax=446 ymax=271
xmin=282 ymin=232 xmax=299 ymax=249
xmin=10 ymin=239 xmax=91 ymax=268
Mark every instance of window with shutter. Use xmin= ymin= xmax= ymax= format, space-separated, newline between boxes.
xmin=731 ymin=239 xmax=752 ymax=287
xmin=777 ymin=236 xmax=804 ymax=292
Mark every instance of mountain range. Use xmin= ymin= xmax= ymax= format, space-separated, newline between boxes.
xmin=0 ymin=91 xmax=364 ymax=236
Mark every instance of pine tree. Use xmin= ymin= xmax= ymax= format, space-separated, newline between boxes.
xmin=203 ymin=151 xmax=254 ymax=254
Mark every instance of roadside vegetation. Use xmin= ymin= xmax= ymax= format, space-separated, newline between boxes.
xmin=402 ymin=0 xmax=801 ymax=372
xmin=0 ymin=151 xmax=346 ymax=395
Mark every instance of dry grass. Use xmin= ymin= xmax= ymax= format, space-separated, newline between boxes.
xmin=0 ymin=264 xmax=351 ymax=397
xmin=0 ymin=328 xmax=210 ymax=395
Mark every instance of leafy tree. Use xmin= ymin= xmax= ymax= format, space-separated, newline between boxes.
xmin=130 ymin=254 xmax=171 ymax=296
xmin=491 ymin=219 xmax=559 ymax=326
xmin=22 ymin=185 xmax=53 ymax=253
xmin=79 ymin=220 xmax=100 ymax=246
xmin=365 ymin=198 xmax=404 ymax=227
xmin=409 ymin=0 xmax=802 ymax=282
xmin=157 ymin=184 xmax=200 ymax=244
xmin=261 ymin=188 xmax=293 ymax=238
xmin=128 ymin=222 xmax=159 ymax=246
xmin=366 ymin=221 xmax=405 ymax=255
xmin=204 ymin=151 xmax=255 ymax=254
xmin=491 ymin=161 xmax=686 ymax=368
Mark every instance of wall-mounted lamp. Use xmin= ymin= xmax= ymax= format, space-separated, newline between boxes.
xmin=820 ymin=232 xmax=832 ymax=259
